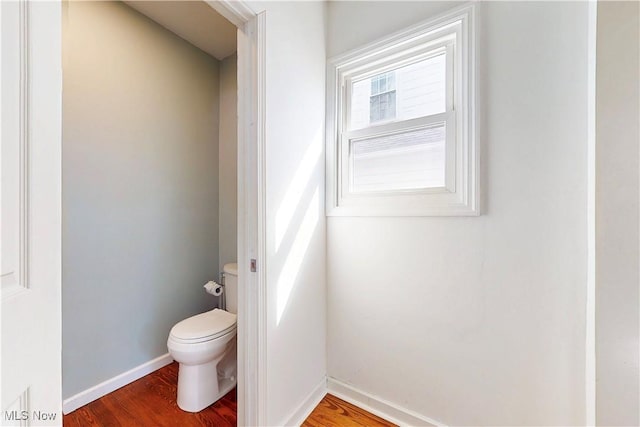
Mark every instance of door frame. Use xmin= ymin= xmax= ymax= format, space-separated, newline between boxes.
xmin=204 ymin=2 xmax=267 ymax=426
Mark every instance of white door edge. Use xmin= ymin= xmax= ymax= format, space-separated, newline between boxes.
xmin=205 ymin=2 xmax=267 ymax=426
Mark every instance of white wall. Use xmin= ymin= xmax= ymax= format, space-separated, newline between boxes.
xmin=62 ymin=1 xmax=221 ymax=399
xmin=327 ymin=1 xmax=462 ymax=57
xmin=248 ymin=2 xmax=327 ymax=425
xmin=219 ymin=54 xmax=238 ymax=268
xmin=327 ymin=2 xmax=589 ymax=425
xmin=595 ymin=2 xmax=640 ymax=425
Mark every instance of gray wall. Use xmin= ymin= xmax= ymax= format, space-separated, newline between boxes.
xmin=596 ymin=2 xmax=640 ymax=425
xmin=218 ymin=54 xmax=237 ymax=268
xmin=62 ymin=1 xmax=221 ymax=399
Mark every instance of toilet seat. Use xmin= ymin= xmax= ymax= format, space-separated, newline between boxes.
xmin=170 ymin=309 xmax=237 ymax=344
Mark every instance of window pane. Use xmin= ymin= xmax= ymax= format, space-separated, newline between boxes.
xmin=371 ymin=77 xmax=379 ymax=95
xmin=371 ymin=72 xmax=396 ymax=95
xmin=370 ymin=91 xmax=396 ymax=122
xmin=351 ymin=124 xmax=446 ymax=193
xmin=350 ymin=53 xmax=446 ymax=130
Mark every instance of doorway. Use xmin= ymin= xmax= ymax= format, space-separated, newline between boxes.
xmin=58 ymin=3 xmax=260 ymax=424
xmin=1 ymin=0 xmax=264 ymax=423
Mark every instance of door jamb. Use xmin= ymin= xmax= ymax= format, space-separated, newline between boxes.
xmin=204 ymin=2 xmax=267 ymax=426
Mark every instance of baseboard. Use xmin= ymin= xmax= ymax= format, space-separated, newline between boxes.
xmin=62 ymin=353 xmax=173 ymax=415
xmin=283 ymin=377 xmax=327 ymax=426
xmin=327 ymin=377 xmax=447 ymax=427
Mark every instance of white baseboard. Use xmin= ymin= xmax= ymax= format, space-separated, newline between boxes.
xmin=62 ymin=353 xmax=173 ymax=415
xmin=283 ymin=377 xmax=327 ymax=426
xmin=327 ymin=377 xmax=447 ymax=427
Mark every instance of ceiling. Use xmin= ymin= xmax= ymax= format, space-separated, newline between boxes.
xmin=124 ymin=1 xmax=237 ymax=60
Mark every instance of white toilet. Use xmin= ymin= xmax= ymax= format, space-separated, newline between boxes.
xmin=167 ymin=263 xmax=238 ymax=412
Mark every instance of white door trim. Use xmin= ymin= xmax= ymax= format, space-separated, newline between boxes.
xmin=585 ymin=1 xmax=597 ymax=424
xmin=205 ymin=2 xmax=267 ymax=426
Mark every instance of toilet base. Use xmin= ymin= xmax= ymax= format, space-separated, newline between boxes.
xmin=176 ymin=360 xmax=237 ymax=412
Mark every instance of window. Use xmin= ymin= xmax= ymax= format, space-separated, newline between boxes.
xmin=326 ymin=4 xmax=478 ymax=216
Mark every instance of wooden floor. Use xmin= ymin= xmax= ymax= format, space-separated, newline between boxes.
xmin=63 ymin=362 xmax=236 ymax=427
xmin=302 ymin=394 xmax=396 ymax=427
xmin=64 ymin=362 xmax=394 ymax=427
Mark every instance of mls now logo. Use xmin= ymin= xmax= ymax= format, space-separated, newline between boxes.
xmin=4 ymin=410 xmax=58 ymax=422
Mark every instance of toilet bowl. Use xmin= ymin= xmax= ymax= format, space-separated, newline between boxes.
xmin=167 ymin=263 xmax=238 ymax=412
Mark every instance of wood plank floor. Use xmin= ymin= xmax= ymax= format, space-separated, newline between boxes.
xmin=64 ymin=362 xmax=393 ymax=427
xmin=63 ymin=362 xmax=236 ymax=427
xmin=302 ymin=394 xmax=396 ymax=427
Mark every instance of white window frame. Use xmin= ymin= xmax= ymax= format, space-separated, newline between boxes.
xmin=326 ymin=3 xmax=478 ymax=216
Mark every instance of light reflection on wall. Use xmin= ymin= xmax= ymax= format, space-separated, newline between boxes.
xmin=274 ymin=135 xmax=322 ymax=252
xmin=276 ymin=187 xmax=320 ymax=325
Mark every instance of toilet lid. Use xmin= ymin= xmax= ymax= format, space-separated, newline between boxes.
xmin=170 ymin=309 xmax=237 ymax=342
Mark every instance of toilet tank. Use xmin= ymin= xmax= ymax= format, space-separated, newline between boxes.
xmin=223 ymin=263 xmax=238 ymax=314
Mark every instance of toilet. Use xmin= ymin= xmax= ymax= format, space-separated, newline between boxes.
xmin=167 ymin=263 xmax=238 ymax=412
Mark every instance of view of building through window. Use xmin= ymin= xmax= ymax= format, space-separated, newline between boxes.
xmin=347 ymin=52 xmax=448 ymax=193
xmin=350 ymin=52 xmax=446 ymax=131
xmin=369 ymin=72 xmax=397 ymax=123
xmin=351 ymin=124 xmax=446 ymax=192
